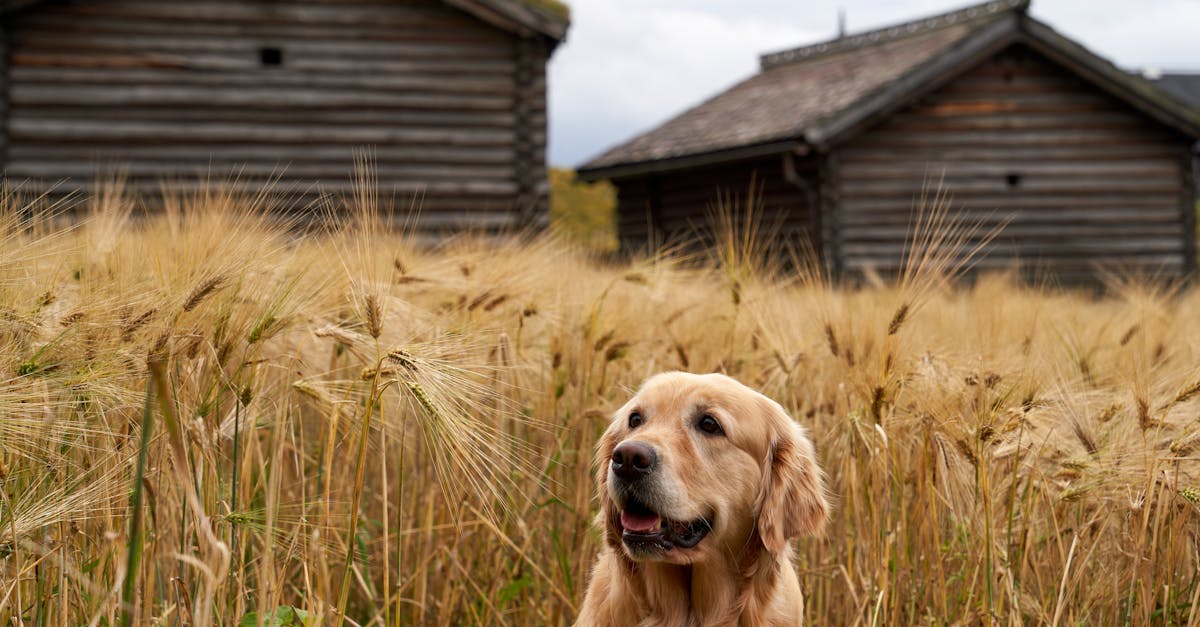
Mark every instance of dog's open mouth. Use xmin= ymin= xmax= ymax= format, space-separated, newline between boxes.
xmin=617 ymin=498 xmax=711 ymax=552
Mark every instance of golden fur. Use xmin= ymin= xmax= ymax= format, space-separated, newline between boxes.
xmin=576 ymin=372 xmax=829 ymax=626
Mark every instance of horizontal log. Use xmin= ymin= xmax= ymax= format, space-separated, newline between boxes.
xmin=839 ymin=208 xmax=1183 ymax=227
xmin=4 ymin=161 xmax=516 ymax=182
xmin=10 ymin=176 xmax=522 ymax=197
xmin=19 ymin=8 xmax=510 ymax=41
xmin=842 ymin=256 xmax=1186 ymax=275
xmin=839 ymin=239 xmax=1184 ymax=257
xmin=8 ymin=118 xmax=525 ymax=146
xmin=852 ymin=128 xmax=1177 ymax=148
xmin=26 ymin=1 xmax=514 ymax=35
xmin=840 ymin=222 xmax=1184 ymax=242
xmin=11 ymin=104 xmax=536 ymax=129
xmin=9 ymin=66 xmax=523 ymax=95
xmin=881 ymin=116 xmax=1158 ymax=134
xmin=838 ymin=161 xmax=1182 ymax=181
xmin=16 ymin=31 xmax=510 ymax=61
xmin=838 ymin=194 xmax=1181 ymax=212
xmin=8 ymin=144 xmax=518 ymax=165
xmin=9 ymin=84 xmax=516 ymax=110
xmin=840 ymin=177 xmax=1180 ymax=196
xmin=11 ymin=107 xmax=527 ymax=131
xmin=838 ymin=145 xmax=1182 ymax=163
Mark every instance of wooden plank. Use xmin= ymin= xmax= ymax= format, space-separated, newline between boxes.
xmin=10 ymin=106 xmax=522 ymax=130
xmin=9 ymin=85 xmax=516 ymax=110
xmin=8 ymin=143 xmax=517 ymax=165
xmin=838 ymin=145 xmax=1181 ymax=163
xmin=5 ymin=161 xmax=516 ymax=181
xmin=840 ymin=222 xmax=1184 ymax=241
xmin=839 ymin=160 xmax=1182 ymax=181
xmin=841 ymin=178 xmax=1180 ymax=196
xmin=8 ymin=118 xmax=523 ymax=146
xmin=10 ymin=67 xmax=521 ymax=95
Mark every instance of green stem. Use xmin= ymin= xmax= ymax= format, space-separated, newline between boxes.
xmin=335 ymin=370 xmax=389 ymax=626
xmin=120 ymin=371 xmax=157 ymax=627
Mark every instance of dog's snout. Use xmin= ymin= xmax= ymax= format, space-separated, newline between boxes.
xmin=611 ymin=441 xmax=657 ymax=481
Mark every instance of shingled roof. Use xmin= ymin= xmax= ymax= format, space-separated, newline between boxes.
xmin=1149 ymin=73 xmax=1200 ymax=110
xmin=579 ymin=0 xmax=1200 ymax=178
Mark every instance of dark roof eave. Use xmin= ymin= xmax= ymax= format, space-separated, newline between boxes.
xmin=446 ymin=0 xmax=569 ymax=43
xmin=577 ymin=140 xmax=807 ymax=182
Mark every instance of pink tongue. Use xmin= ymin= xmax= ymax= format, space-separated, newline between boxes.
xmin=620 ymin=510 xmax=661 ymax=533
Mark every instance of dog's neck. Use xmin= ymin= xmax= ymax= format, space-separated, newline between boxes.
xmin=615 ymin=542 xmax=790 ymax=626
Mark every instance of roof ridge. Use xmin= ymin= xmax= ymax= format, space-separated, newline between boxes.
xmin=760 ymin=0 xmax=1028 ymax=70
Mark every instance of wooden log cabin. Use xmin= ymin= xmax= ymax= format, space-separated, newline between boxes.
xmin=578 ymin=0 xmax=1200 ymax=283
xmin=0 ymin=0 xmax=568 ymax=230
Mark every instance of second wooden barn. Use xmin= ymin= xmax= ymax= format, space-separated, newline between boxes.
xmin=0 ymin=0 xmax=568 ymax=230
xmin=578 ymin=0 xmax=1200 ymax=283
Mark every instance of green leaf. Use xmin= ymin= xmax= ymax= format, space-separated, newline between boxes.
xmin=497 ymin=573 xmax=533 ymax=607
xmin=238 ymin=606 xmax=310 ymax=627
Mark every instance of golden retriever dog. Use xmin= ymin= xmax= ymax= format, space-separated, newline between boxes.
xmin=576 ymin=372 xmax=828 ymax=627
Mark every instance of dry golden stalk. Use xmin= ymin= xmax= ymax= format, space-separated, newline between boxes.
xmin=824 ymin=324 xmax=840 ymax=357
xmin=482 ymin=294 xmax=509 ymax=312
xmin=1136 ymin=396 xmax=1152 ymax=430
xmin=1167 ymin=378 xmax=1200 ymax=408
xmin=494 ymin=334 xmax=513 ymax=368
xmin=592 ymin=330 xmax=614 ymax=352
xmin=887 ymin=303 xmax=910 ymax=336
xmin=1118 ymin=323 xmax=1140 ymax=346
xmin=364 ymin=293 xmax=383 ymax=339
xmin=467 ymin=290 xmax=493 ymax=311
xmin=1096 ymin=403 xmax=1121 ymax=423
xmin=385 ymin=349 xmax=419 ymax=373
xmin=121 ymin=308 xmax=157 ymax=341
xmin=58 ymin=311 xmax=85 ymax=327
xmin=673 ymin=342 xmax=690 ymax=368
xmin=182 ymin=275 xmax=225 ymax=312
xmin=604 ymin=341 xmax=630 ymax=363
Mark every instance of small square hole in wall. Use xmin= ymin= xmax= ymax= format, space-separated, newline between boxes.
xmin=1006 ymin=173 xmax=1022 ymax=188
xmin=259 ymin=47 xmax=283 ymax=67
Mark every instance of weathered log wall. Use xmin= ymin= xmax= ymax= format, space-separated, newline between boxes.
xmin=834 ymin=44 xmax=1195 ymax=283
xmin=2 ymin=0 xmax=552 ymax=229
xmin=613 ymin=155 xmax=819 ymax=255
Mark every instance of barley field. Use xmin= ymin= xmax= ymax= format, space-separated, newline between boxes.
xmin=2 ymin=180 xmax=1199 ymax=626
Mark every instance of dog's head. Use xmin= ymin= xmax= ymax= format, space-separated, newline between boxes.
xmin=595 ymin=372 xmax=828 ymax=565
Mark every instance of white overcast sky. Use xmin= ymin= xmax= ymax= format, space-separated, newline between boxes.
xmin=546 ymin=0 xmax=1200 ymax=167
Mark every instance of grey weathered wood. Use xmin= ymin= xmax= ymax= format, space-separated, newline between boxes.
xmin=835 ymin=45 xmax=1193 ymax=282
xmin=0 ymin=0 xmax=563 ymax=231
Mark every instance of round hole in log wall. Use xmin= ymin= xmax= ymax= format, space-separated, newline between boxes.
xmin=259 ymin=47 xmax=284 ymax=67
xmin=1005 ymin=173 xmax=1022 ymax=188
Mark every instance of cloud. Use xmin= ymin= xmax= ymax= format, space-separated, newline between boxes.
xmin=548 ymin=0 xmax=817 ymax=165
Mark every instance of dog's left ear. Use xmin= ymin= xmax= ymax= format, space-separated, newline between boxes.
xmin=756 ymin=402 xmax=828 ymax=553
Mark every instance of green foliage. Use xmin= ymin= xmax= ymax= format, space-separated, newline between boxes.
xmin=239 ymin=606 xmax=310 ymax=627
xmin=523 ymin=0 xmax=570 ymax=20
xmin=549 ymin=168 xmax=617 ymax=253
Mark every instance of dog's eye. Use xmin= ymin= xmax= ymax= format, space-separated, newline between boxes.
xmin=697 ymin=414 xmax=724 ymax=436
xmin=628 ymin=412 xmax=644 ymax=429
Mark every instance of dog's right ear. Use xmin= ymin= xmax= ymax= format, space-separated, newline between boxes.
xmin=755 ymin=404 xmax=828 ymax=554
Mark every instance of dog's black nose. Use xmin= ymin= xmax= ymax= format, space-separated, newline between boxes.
xmin=611 ymin=441 xmax=657 ymax=481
